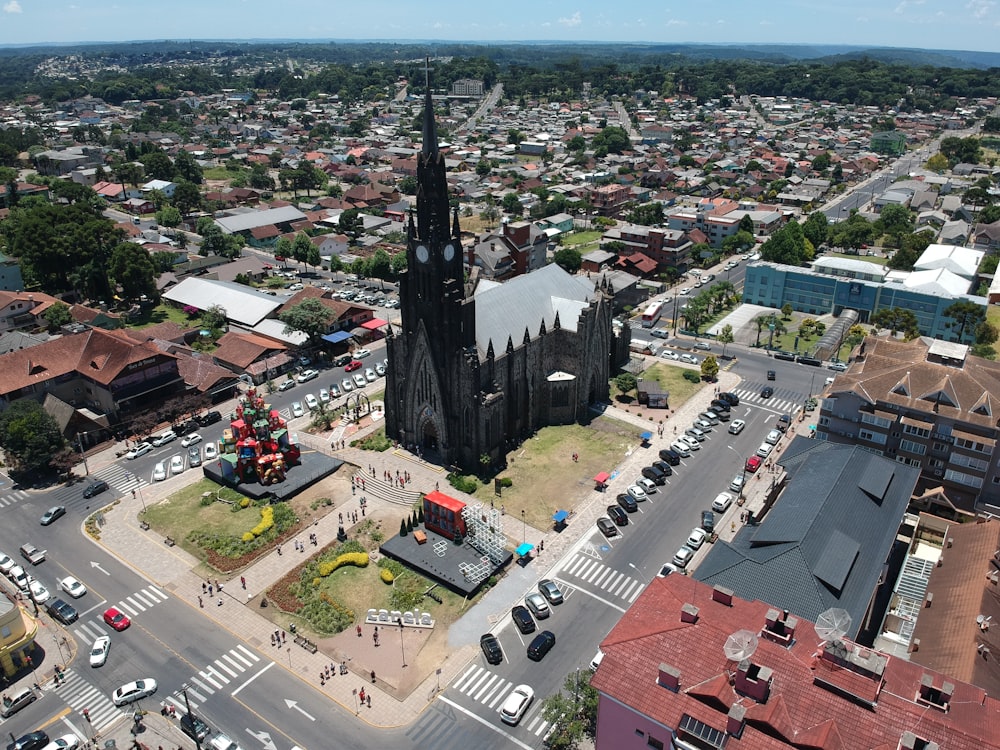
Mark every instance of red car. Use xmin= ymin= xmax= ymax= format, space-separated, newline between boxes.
xmin=103 ymin=606 xmax=131 ymax=631
xmin=745 ymin=456 xmax=763 ymax=474
xmin=344 ymin=360 xmax=362 ymax=372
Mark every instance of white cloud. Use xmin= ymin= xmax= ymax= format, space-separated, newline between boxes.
xmin=894 ymin=0 xmax=926 ymax=13
xmin=967 ymin=0 xmax=995 ymax=19
xmin=666 ymin=18 xmax=687 ymax=27
xmin=558 ymin=11 xmax=582 ymax=27
xmin=3 ymin=1 xmax=22 ymax=13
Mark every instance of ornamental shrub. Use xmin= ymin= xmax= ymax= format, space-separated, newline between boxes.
xmin=380 ymin=568 xmax=394 ymax=583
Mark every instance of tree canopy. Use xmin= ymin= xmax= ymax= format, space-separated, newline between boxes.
xmin=759 ymin=219 xmax=813 ymax=266
xmin=0 ymin=399 xmax=66 ymax=475
xmin=279 ymin=298 xmax=334 ymax=345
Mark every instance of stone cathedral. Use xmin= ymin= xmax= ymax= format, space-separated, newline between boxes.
xmin=384 ymin=84 xmax=630 ymax=473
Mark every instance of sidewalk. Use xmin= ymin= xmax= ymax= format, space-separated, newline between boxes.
xmin=55 ymin=367 xmax=745 ymax=730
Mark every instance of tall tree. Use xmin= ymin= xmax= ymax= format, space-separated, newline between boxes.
xmin=109 ymin=242 xmax=158 ymax=301
xmin=279 ymin=298 xmax=334 ymax=346
xmin=943 ymin=300 xmax=986 ymax=340
xmin=171 ymin=180 xmax=202 ymax=216
xmin=291 ymin=233 xmax=313 ymax=270
xmin=0 ymin=399 xmax=66 ymax=474
xmin=717 ymin=323 xmax=734 ymax=358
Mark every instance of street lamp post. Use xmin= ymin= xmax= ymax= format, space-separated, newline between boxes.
xmin=521 ymin=509 xmax=526 ymax=544
xmin=397 ymin=617 xmax=407 ymax=668
xmin=75 ymin=432 xmax=90 ymax=476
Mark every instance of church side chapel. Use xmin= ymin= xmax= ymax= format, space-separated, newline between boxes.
xmin=385 ymin=68 xmax=630 ymax=473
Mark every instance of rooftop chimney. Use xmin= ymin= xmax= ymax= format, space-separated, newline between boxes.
xmin=734 ymin=661 xmax=773 ymax=703
xmin=726 ymin=703 xmax=746 ymax=738
xmin=712 ymin=585 xmax=734 ymax=606
xmin=657 ymin=663 xmax=680 ymax=692
xmin=762 ymin=607 xmax=798 ymax=646
xmin=681 ymin=603 xmax=699 ymax=623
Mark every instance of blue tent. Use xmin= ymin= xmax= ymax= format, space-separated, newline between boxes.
xmin=516 ymin=542 xmax=534 ymax=557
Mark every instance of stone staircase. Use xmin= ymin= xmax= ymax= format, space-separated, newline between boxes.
xmin=353 ymin=470 xmax=423 ymax=507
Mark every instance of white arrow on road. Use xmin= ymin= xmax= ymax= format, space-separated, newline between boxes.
xmin=90 ymin=561 xmax=110 ymax=576
xmin=245 ymin=728 xmax=277 ymax=750
xmin=283 ymin=699 xmax=316 ymax=721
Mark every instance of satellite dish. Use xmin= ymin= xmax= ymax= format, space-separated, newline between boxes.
xmin=723 ymin=630 xmax=759 ymax=662
xmin=815 ymin=607 xmax=852 ymax=642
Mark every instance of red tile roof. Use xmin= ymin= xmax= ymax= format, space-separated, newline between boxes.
xmin=590 ymin=575 xmax=1000 ymax=750
xmin=212 ymin=331 xmax=286 ymax=370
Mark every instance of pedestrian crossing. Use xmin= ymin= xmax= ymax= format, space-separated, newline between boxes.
xmin=55 ymin=668 xmax=124 ymax=732
xmin=92 ymin=463 xmax=148 ymax=494
xmin=73 ymin=585 xmax=170 ymax=643
xmin=729 ymin=386 xmax=804 ymax=415
xmin=0 ymin=487 xmax=30 ymax=508
xmin=168 ymin=644 xmax=261 ymax=710
xmin=450 ymin=664 xmax=551 ymax=737
xmin=556 ymin=554 xmax=644 ymax=604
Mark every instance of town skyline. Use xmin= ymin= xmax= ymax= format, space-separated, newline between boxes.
xmin=1 ymin=0 xmax=998 ymax=56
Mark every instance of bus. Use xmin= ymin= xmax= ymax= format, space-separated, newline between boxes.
xmin=641 ymin=300 xmax=664 ymax=328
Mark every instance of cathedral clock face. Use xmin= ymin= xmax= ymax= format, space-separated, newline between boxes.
xmin=443 ymin=243 xmax=455 ymax=261
xmin=416 ymin=245 xmax=429 ymax=263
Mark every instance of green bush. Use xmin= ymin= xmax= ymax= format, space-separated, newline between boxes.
xmin=377 ymin=558 xmax=405 ymax=577
xmin=380 ymin=568 xmax=395 ymax=583
xmin=500 ymin=477 xmax=513 ymax=488
xmin=447 ymin=472 xmax=478 ymax=494
xmin=682 ymin=370 xmax=701 ymax=383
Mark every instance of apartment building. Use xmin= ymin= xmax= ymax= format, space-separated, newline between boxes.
xmin=817 ymin=336 xmax=1000 ymax=514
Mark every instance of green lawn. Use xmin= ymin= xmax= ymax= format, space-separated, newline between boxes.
xmin=988 ymin=305 xmax=1000 ymax=359
xmin=828 ymin=252 xmax=889 ymax=266
xmin=202 ymin=166 xmax=243 ymax=181
xmin=127 ymin=302 xmax=194 ymax=329
xmin=562 ymin=230 xmax=602 ymax=246
xmin=140 ymin=479 xmax=254 ymax=557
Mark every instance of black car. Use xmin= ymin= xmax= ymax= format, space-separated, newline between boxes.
xmin=82 ymin=479 xmax=109 ymax=499
xmin=719 ymin=392 xmax=740 ymax=406
xmin=606 ymin=505 xmax=629 ymax=526
xmin=767 ymin=370 xmax=776 ymax=380
xmin=616 ymin=493 xmax=638 ymax=513
xmin=180 ymin=713 xmax=211 ymax=742
xmin=511 ymin=605 xmax=536 ymax=634
xmin=527 ymin=630 xmax=556 ymax=661
xmin=480 ymin=633 xmax=503 ymax=665
xmin=761 ymin=386 xmax=774 ymax=398
xmin=46 ymin=598 xmax=79 ymax=624
xmin=701 ymin=510 xmax=716 ymax=533
xmin=333 ymin=354 xmax=353 ymax=367
xmin=658 ymin=448 xmax=682 ymax=466
xmin=641 ymin=466 xmax=666 ymax=485
xmin=6 ymin=732 xmax=48 ymax=750
xmin=196 ymin=411 xmax=222 ymax=427
xmin=597 ymin=517 xmax=618 ymax=537
xmin=710 ymin=399 xmax=731 ymax=413
xmin=173 ymin=419 xmax=199 ymax=436
xmin=776 ymin=413 xmax=792 ymax=432
xmin=652 ymin=460 xmax=674 ymax=477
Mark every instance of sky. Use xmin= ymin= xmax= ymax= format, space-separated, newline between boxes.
xmin=0 ymin=0 xmax=998 ymax=53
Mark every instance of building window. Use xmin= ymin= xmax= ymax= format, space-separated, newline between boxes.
xmin=902 ymin=423 xmax=930 ymax=439
xmin=932 ymin=442 xmax=949 ymax=453
xmin=896 ymin=455 xmax=920 ymax=467
xmin=818 ymin=416 xmax=830 ymax=427
xmin=859 ymin=429 xmax=887 ymax=445
xmin=950 ymin=453 xmax=988 ymax=472
xmin=899 ymin=439 xmax=926 ymax=456
xmin=955 ymin=437 xmax=991 ymax=454
xmin=646 ymin=737 xmax=664 ymax=750
xmin=635 ymin=729 xmax=645 ymax=738
xmin=860 ymin=413 xmax=892 ymax=429
xmin=944 ymin=469 xmax=984 ymax=488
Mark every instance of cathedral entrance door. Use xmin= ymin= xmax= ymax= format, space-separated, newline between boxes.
xmin=421 ymin=420 xmax=439 ymax=450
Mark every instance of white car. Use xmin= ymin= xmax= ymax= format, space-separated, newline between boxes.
xmin=712 ymin=492 xmax=734 ymax=513
xmin=672 ymin=546 xmax=694 ymax=569
xmin=180 ymin=433 xmax=202 ymax=448
xmin=151 ymin=430 xmax=177 ymax=447
xmin=0 ymin=552 xmax=15 ymax=574
xmin=756 ymin=443 xmax=774 ymax=459
xmin=278 ymin=379 xmax=296 ymax=392
xmin=329 ymin=383 xmax=342 ymax=397
xmin=374 ymin=363 xmax=386 ymax=377
xmin=112 ymin=678 xmax=158 ymax=706
xmin=500 ymin=684 xmax=534 ymax=725
xmin=384 ymin=299 xmax=399 ymax=309
xmin=353 ymin=348 xmax=371 ymax=359
xmin=29 ymin=579 xmax=50 ymax=604
xmin=42 ymin=735 xmax=82 ymax=750
xmin=657 ymin=562 xmax=682 ymax=578
xmin=89 ymin=636 xmax=110 ymax=668
xmin=728 ymin=419 xmax=746 ymax=435
xmin=288 ymin=283 xmax=304 ymax=291
xmin=353 ymin=373 xmax=366 ymax=388
xmin=678 ymin=434 xmax=701 ymax=451
xmin=684 ymin=426 xmax=706 ymax=442
xmin=204 ymin=443 xmax=218 ymax=461
xmin=296 ymin=369 xmax=319 ymax=383
xmin=669 ymin=441 xmax=691 ymax=457
xmin=686 ymin=528 xmax=709 ymax=550
xmin=679 ymin=287 xmax=691 ymax=295
xmin=661 ymin=350 xmax=680 ymax=360
xmin=208 ymin=734 xmax=244 ymax=750
xmin=152 ymin=462 xmax=167 ymax=482
xmin=60 ymin=576 xmax=87 ymax=599
xmin=680 ymin=353 xmax=699 ymax=365
xmin=126 ymin=442 xmax=154 ymax=460
xmin=291 ymin=401 xmax=305 ymax=418
xmin=829 ymin=362 xmax=849 ymax=372
xmin=305 ymin=394 xmax=319 ymax=411
xmin=318 ymin=388 xmax=330 ymax=404
xmin=170 ymin=455 xmax=185 ymax=475
xmin=765 ymin=429 xmax=782 ymax=446
xmin=729 ymin=474 xmax=746 ymax=493
xmin=365 ymin=368 xmax=377 ymax=382
xmin=342 ymin=378 xmax=354 ymax=392
xmin=694 ymin=419 xmax=714 ymax=432
xmin=626 ymin=484 xmax=648 ymax=502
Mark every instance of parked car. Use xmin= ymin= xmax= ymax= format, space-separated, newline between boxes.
xmin=40 ymin=506 xmax=66 ymax=526
xmin=698 ymin=411 xmax=719 ymax=425
xmin=180 ymin=713 xmax=211 ymax=743
xmin=686 ymin=528 xmax=709 ymax=550
xmin=480 ymin=633 xmax=503 ymax=665
xmin=151 ymin=430 xmax=177 ymax=447
xmin=305 ymin=394 xmax=319 ymax=411
xmin=82 ymin=480 xmax=109 ymax=499
xmin=657 ymin=563 xmax=681 ymax=578
xmin=152 ymin=462 xmax=167 ymax=482
xmin=500 ymin=684 xmax=534 ymax=725
xmin=60 ymin=576 xmax=87 ymax=598
xmin=607 ymin=505 xmax=629 ymax=526
xmin=341 ymin=378 xmax=354 ymax=392
xmin=0 ymin=688 xmax=38 ymax=719
xmin=597 ymin=517 xmax=619 ymax=538
xmin=538 ymin=579 xmax=564 ymax=604
xmin=685 ymin=426 xmax=706 ymax=442
xmin=776 ymin=413 xmax=792 ymax=432
xmin=278 ymin=379 xmax=296 ymax=392
xmin=710 ymin=399 xmax=732 ymax=413
xmin=652 ymin=460 xmax=673 ymax=477
xmin=701 ymin=510 xmax=716 ymax=534
xmin=204 ymin=443 xmax=218 ymax=461
xmin=728 ymin=419 xmax=746 ymax=435
xmin=719 ymin=392 xmax=740 ymax=406
xmin=765 ymin=429 xmax=782 ymax=445
xmin=712 ymin=492 xmax=734 ymax=512
xmin=170 ymin=455 xmax=185 ymax=475
xmin=756 ymin=443 xmax=774 ymax=459
xmin=661 ymin=350 xmax=680 ymax=360
xmin=188 ymin=446 xmax=202 ymax=467
xmin=641 ymin=466 xmax=666 ymax=485
xmin=511 ymin=605 xmax=536 ymax=634
xmin=28 ymin=580 xmax=50 ymax=604
xmin=526 ymin=630 xmax=556 ymax=661
xmin=126 ymin=442 xmax=153 ymax=460
xmin=669 ymin=441 xmax=691 ymax=457
xmin=374 ymin=363 xmax=386 ymax=377
xmin=89 ymin=636 xmax=110 ymax=668
xmin=291 ymin=401 xmax=305 ymax=418
xmin=0 ymin=552 xmax=13 ymax=575
xmin=829 ymin=362 xmax=849 ymax=372
xmin=196 ymin=411 xmax=222 ymax=427
xmin=344 ymin=360 xmax=362 ymax=372
xmin=730 ymin=474 xmax=746 ymax=493
xmin=333 ymin=354 xmax=353 ymax=367
xmin=6 ymin=731 xmax=47 ymax=750
xmin=524 ymin=592 xmax=550 ymax=620
xmin=678 ymin=434 xmax=701 ymax=451
xmin=616 ymin=493 xmax=638 ymax=513
xmin=693 ymin=341 xmax=711 ymax=350
xmin=46 ymin=598 xmax=79 ymax=624
xmin=297 ymin=369 xmax=320 ymax=383
xmin=353 ymin=373 xmax=367 ymax=388
xmin=636 ymin=477 xmax=657 ymax=495
xmin=353 ymin=348 xmax=371 ymax=359
xmin=680 ymin=353 xmax=699 ymax=364
xmin=658 ymin=448 xmax=681 ymax=465
xmin=112 ymin=679 xmax=157 ymax=706
xmin=672 ymin=546 xmax=694 ymax=569
xmin=626 ymin=484 xmax=647 ymax=502
xmin=745 ymin=456 xmax=763 ymax=473
xmin=365 ymin=368 xmax=377 ymax=382
xmin=318 ymin=388 xmax=330 ymax=404
xmin=329 ymin=383 xmax=342 ymax=397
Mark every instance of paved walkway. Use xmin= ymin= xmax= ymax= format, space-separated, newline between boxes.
xmin=42 ymin=360 xmax=787 ymax=731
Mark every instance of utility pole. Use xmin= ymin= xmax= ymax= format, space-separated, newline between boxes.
xmin=76 ymin=432 xmax=90 ymax=475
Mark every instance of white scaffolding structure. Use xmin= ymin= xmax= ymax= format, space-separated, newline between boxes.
xmin=462 ymin=503 xmax=508 ymax=566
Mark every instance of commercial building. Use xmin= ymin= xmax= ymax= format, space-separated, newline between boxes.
xmin=817 ymin=335 xmax=1000 ymax=514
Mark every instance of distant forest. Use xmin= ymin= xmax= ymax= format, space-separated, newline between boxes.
xmin=1 ymin=40 xmax=999 ymax=112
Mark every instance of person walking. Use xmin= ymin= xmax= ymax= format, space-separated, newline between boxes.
xmin=240 ymin=576 xmax=246 ymax=590
xmin=197 ymin=596 xmax=203 ymax=608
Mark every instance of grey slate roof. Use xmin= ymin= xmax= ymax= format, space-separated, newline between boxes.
xmin=472 ymin=264 xmax=597 ymax=358
xmin=694 ymin=439 xmax=918 ymax=636
xmin=215 ymin=206 xmax=307 ymax=234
